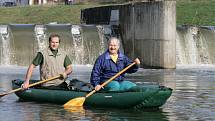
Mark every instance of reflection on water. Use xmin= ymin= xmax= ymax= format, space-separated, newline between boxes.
xmin=0 ymin=65 xmax=215 ymax=121
xmin=64 ymin=106 xmax=85 ymax=114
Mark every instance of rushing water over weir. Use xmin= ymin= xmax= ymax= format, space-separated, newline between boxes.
xmin=0 ymin=24 xmax=215 ymax=66
xmin=176 ymin=25 xmax=215 ymax=65
xmin=0 ymin=24 xmax=114 ymax=66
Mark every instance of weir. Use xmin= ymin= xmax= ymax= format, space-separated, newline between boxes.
xmin=176 ymin=26 xmax=215 ymax=65
xmin=0 ymin=25 xmax=10 ymax=65
xmin=1 ymin=24 xmax=214 ymax=66
xmin=0 ymin=24 xmax=113 ymax=66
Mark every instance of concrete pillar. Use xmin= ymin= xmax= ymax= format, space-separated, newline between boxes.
xmin=29 ymin=0 xmax=34 ymax=5
xmin=119 ymin=4 xmax=135 ymax=59
xmin=120 ymin=0 xmax=176 ymax=68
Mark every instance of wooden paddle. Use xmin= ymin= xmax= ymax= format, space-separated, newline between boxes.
xmin=64 ymin=62 xmax=136 ymax=108
xmin=0 ymin=75 xmax=61 ymax=98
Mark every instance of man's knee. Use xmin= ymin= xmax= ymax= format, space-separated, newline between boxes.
xmin=120 ymin=81 xmax=136 ymax=91
xmin=106 ymin=81 xmax=120 ymax=91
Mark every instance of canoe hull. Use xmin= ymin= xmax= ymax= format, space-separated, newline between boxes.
xmin=12 ymin=79 xmax=172 ymax=109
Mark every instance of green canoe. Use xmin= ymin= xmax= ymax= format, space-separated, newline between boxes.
xmin=12 ymin=79 xmax=172 ymax=109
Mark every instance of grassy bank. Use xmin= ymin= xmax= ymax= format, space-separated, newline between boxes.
xmin=176 ymin=0 xmax=215 ymax=26
xmin=0 ymin=0 xmax=214 ymax=25
xmin=0 ymin=4 xmax=98 ymax=24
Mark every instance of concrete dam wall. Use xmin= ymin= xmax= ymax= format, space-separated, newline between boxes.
xmin=120 ymin=1 xmax=176 ymax=69
xmin=82 ymin=0 xmax=176 ymax=68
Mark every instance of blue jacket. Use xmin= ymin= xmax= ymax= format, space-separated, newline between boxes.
xmin=90 ymin=50 xmax=139 ymax=87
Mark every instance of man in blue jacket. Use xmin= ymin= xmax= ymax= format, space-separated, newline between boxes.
xmin=90 ymin=37 xmax=140 ymax=91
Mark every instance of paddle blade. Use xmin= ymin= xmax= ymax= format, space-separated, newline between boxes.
xmin=64 ymin=97 xmax=86 ymax=108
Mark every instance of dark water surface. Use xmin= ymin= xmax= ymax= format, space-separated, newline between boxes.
xmin=0 ymin=65 xmax=214 ymax=121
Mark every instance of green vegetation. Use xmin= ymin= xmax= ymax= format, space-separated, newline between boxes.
xmin=176 ymin=0 xmax=215 ymax=26
xmin=0 ymin=0 xmax=214 ymax=25
xmin=0 ymin=5 xmax=98 ymax=24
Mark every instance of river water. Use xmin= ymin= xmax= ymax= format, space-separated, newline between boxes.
xmin=0 ymin=65 xmax=214 ymax=121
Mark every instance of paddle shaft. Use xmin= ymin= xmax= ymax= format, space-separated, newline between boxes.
xmin=0 ymin=75 xmax=61 ymax=97
xmin=85 ymin=62 xmax=136 ymax=98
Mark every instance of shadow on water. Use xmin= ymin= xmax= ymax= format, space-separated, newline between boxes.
xmin=13 ymin=100 xmax=170 ymax=121
xmin=82 ymin=107 xmax=169 ymax=121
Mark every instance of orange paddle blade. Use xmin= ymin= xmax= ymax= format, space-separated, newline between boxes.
xmin=64 ymin=97 xmax=86 ymax=108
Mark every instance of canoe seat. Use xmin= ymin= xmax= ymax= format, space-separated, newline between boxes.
xmin=68 ymin=79 xmax=94 ymax=91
